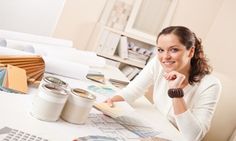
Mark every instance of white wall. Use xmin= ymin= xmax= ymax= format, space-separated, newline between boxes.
xmin=204 ymin=0 xmax=236 ymax=77
xmin=171 ymin=0 xmax=224 ymax=39
xmin=52 ymin=0 xmax=106 ymax=49
xmin=0 ymin=0 xmax=65 ymax=36
xmin=203 ymin=0 xmax=236 ymax=140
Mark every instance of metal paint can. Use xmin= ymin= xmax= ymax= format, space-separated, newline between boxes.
xmin=31 ymin=83 xmax=68 ymax=121
xmin=41 ymin=76 xmax=68 ymax=89
xmin=61 ymin=88 xmax=96 ymax=124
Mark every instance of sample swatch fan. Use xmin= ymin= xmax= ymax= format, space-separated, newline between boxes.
xmin=0 ymin=55 xmax=45 ymax=86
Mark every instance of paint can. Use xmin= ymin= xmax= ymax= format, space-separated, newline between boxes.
xmin=31 ymin=83 xmax=68 ymax=121
xmin=40 ymin=76 xmax=68 ymax=89
xmin=61 ymin=88 xmax=96 ymax=124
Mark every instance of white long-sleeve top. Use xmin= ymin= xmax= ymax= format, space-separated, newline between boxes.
xmin=119 ymin=58 xmax=221 ymax=141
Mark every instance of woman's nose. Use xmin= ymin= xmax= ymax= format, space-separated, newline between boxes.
xmin=163 ymin=51 xmax=171 ymax=59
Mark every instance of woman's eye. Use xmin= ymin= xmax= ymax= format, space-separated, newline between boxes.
xmin=170 ymin=48 xmax=178 ymax=53
xmin=157 ymin=48 xmax=164 ymax=53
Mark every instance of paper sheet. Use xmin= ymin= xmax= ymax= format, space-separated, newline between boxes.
xmin=86 ymin=113 xmax=139 ymax=140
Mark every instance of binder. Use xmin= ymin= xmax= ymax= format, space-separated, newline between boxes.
xmin=103 ymin=32 xmax=121 ymax=56
xmin=97 ymin=30 xmax=110 ymax=54
xmin=117 ymin=36 xmax=128 ymax=59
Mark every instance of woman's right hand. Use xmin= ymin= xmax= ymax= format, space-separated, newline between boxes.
xmin=105 ymin=98 xmax=114 ymax=107
xmin=104 ymin=95 xmax=125 ymax=107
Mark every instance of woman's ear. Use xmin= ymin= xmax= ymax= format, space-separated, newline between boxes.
xmin=189 ymin=47 xmax=195 ymax=58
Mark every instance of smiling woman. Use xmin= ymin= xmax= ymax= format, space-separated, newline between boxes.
xmin=156 ymin=26 xmax=212 ymax=85
xmin=104 ymin=26 xmax=222 ymax=141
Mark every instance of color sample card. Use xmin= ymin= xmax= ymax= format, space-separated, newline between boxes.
xmin=0 ymin=64 xmax=28 ymax=93
xmin=0 ymin=55 xmax=45 ymax=86
xmin=0 ymin=68 xmax=6 ymax=86
xmin=87 ymin=85 xmax=115 ymax=95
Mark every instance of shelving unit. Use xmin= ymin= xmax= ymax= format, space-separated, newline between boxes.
xmin=88 ymin=0 xmax=178 ymax=80
xmin=97 ymin=25 xmax=156 ymax=69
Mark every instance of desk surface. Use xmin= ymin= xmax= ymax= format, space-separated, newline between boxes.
xmin=0 ymin=66 xmax=184 ymax=141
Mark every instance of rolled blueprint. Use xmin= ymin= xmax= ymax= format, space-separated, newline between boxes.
xmin=0 ymin=47 xmax=34 ymax=55
xmin=43 ymin=56 xmax=89 ymax=80
xmin=34 ymin=46 xmax=106 ymax=67
xmin=0 ymin=47 xmax=90 ymax=80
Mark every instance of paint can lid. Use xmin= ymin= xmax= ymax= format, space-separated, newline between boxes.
xmin=42 ymin=83 xmax=68 ymax=96
xmin=71 ymin=88 xmax=96 ymax=100
xmin=43 ymin=76 xmax=68 ymax=88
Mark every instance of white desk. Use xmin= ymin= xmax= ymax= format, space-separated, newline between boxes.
xmin=0 ymin=66 xmax=184 ymax=141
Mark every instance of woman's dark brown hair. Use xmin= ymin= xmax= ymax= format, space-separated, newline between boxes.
xmin=156 ymin=26 xmax=212 ymax=85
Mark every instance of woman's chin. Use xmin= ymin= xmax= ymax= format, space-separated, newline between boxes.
xmin=163 ymin=68 xmax=175 ymax=73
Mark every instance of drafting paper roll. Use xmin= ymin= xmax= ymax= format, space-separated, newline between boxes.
xmin=0 ymin=47 xmax=34 ymax=55
xmin=31 ymin=44 xmax=106 ymax=67
xmin=43 ymin=56 xmax=89 ymax=80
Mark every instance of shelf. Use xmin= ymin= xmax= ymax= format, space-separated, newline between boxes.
xmin=97 ymin=53 xmax=145 ymax=68
xmin=91 ymin=0 xmax=179 ymax=81
xmin=104 ymin=26 xmax=156 ymax=46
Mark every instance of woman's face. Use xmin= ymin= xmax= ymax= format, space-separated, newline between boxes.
xmin=156 ymin=34 xmax=194 ymax=73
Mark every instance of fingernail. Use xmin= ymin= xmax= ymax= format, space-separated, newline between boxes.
xmin=108 ymin=102 xmax=113 ymax=107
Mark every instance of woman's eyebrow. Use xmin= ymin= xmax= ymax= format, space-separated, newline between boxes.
xmin=169 ymin=45 xmax=178 ymax=48
xmin=157 ymin=45 xmax=178 ymax=49
xmin=168 ymin=45 xmax=181 ymax=49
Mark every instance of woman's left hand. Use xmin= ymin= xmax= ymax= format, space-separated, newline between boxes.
xmin=164 ymin=71 xmax=186 ymax=88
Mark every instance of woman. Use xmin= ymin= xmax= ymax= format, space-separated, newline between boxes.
xmin=106 ymin=26 xmax=221 ymax=141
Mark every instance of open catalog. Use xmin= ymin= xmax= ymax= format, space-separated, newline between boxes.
xmin=93 ymin=102 xmax=169 ymax=141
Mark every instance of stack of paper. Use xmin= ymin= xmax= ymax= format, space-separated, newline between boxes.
xmin=0 ymin=55 xmax=45 ymax=86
